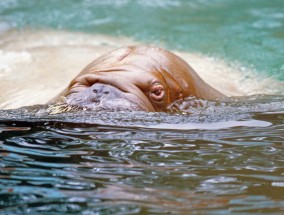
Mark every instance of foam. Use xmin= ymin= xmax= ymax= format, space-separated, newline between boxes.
xmin=0 ymin=29 xmax=283 ymax=110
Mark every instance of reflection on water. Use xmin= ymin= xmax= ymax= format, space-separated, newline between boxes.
xmin=0 ymin=96 xmax=284 ymax=214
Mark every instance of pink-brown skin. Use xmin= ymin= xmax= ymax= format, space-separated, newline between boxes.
xmin=51 ymin=46 xmax=224 ymax=112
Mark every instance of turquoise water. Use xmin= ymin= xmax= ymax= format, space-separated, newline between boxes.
xmin=0 ymin=0 xmax=284 ymax=80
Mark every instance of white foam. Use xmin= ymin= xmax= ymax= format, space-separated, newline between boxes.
xmin=0 ymin=50 xmax=31 ymax=74
xmin=176 ymin=51 xmax=284 ymax=96
xmin=147 ymin=120 xmax=271 ymax=130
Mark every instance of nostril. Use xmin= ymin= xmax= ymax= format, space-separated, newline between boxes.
xmin=93 ymin=89 xmax=98 ymax=93
xmin=91 ymin=98 xmax=99 ymax=103
xmin=103 ymin=91 xmax=109 ymax=95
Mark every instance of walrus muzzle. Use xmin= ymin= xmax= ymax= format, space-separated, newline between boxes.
xmin=64 ymin=83 xmax=143 ymax=111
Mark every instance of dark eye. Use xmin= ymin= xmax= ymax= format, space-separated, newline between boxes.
xmin=150 ymin=83 xmax=165 ymax=102
xmin=153 ymin=89 xmax=162 ymax=96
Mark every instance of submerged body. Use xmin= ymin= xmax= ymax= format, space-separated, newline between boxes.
xmin=51 ymin=46 xmax=223 ymax=112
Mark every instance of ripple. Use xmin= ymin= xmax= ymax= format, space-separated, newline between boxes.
xmin=0 ymin=96 xmax=284 ymax=213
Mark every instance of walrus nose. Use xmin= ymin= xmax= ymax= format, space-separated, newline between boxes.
xmin=90 ymin=83 xmax=113 ymax=102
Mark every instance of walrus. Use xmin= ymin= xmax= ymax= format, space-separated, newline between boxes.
xmin=49 ymin=46 xmax=224 ymax=112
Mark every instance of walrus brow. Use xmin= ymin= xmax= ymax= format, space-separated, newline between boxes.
xmin=89 ymin=68 xmax=128 ymax=73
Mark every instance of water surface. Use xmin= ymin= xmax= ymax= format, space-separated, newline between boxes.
xmin=1 ymin=96 xmax=284 ymax=214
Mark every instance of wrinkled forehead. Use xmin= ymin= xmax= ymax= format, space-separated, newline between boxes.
xmin=124 ymin=46 xmax=191 ymax=83
xmin=87 ymin=46 xmax=172 ymax=71
xmin=81 ymin=46 xmax=190 ymax=89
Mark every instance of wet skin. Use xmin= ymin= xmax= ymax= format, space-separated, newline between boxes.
xmin=50 ymin=46 xmax=224 ymax=112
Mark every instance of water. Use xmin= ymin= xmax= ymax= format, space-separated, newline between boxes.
xmin=0 ymin=99 xmax=283 ymax=214
xmin=1 ymin=97 xmax=284 ymax=214
xmin=1 ymin=0 xmax=284 ymax=214
xmin=0 ymin=0 xmax=284 ymax=79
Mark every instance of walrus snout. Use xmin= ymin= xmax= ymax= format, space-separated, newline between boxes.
xmin=64 ymin=83 xmax=143 ymax=111
xmin=90 ymin=83 xmax=116 ymax=103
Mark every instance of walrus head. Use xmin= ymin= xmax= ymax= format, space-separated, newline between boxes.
xmin=49 ymin=46 xmax=223 ymax=113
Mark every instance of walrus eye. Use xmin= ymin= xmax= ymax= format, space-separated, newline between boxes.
xmin=150 ymin=83 xmax=165 ymax=102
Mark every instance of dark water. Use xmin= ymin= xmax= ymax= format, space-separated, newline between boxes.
xmin=1 ymin=96 xmax=284 ymax=214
